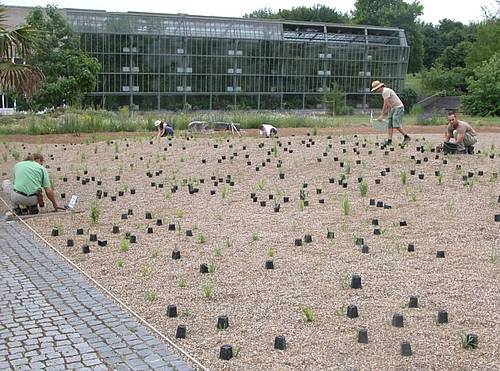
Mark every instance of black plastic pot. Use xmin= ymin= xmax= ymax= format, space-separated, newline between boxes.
xmin=147 ymin=227 xmax=153 ymax=234
xmin=166 ymin=304 xmax=177 ymax=318
xmin=260 ymin=201 xmax=266 ymax=207
xmin=369 ymin=199 xmax=376 ymax=206
xmin=77 ymin=228 xmax=84 ymax=235
xmin=121 ymin=214 xmax=128 ymax=220
xmin=168 ymin=224 xmax=176 ymax=231
xmin=495 ymin=214 xmax=500 ymax=222
xmin=327 ymin=231 xmax=334 ymax=239
xmin=329 ymin=178 xmax=335 ymax=183
xmin=274 ymin=206 xmax=280 ymax=212
xmin=111 ymin=196 xmax=117 ymax=202
xmin=361 ymin=245 xmax=369 ymax=254
xmin=407 ymin=243 xmax=415 ymax=252
xmin=60 ymin=193 xmax=66 ymax=199
xmin=67 ymin=239 xmax=74 ymax=247
xmin=130 ymin=189 xmax=135 ymax=195
xmin=319 ymin=199 xmax=325 ymax=204
xmin=98 ymin=239 xmax=107 ymax=247
xmin=409 ymin=296 xmax=418 ymax=308
xmin=375 ymin=179 xmax=381 ymax=184
xmin=176 ymin=325 xmax=186 ymax=339
xmin=437 ymin=310 xmax=448 ymax=324
xmin=274 ymin=335 xmax=286 ymax=350
xmin=371 ymin=219 xmax=378 ymax=226
xmin=89 ymin=234 xmax=97 ymax=242
xmin=279 ymin=173 xmax=285 ymax=179
xmin=283 ymin=196 xmax=289 ymax=203
xmin=172 ymin=249 xmax=181 ymax=260
xmin=217 ymin=315 xmax=229 ymax=330
xmin=294 ymin=238 xmax=303 ymax=246
xmin=346 ymin=304 xmax=358 ymax=318
xmin=129 ymin=236 xmax=136 ymax=244
xmin=252 ymin=197 xmax=258 ymax=202
xmin=392 ymin=313 xmax=404 ymax=327
xmin=51 ymin=229 xmax=59 ymax=237
xmin=145 ymin=212 xmax=152 ymax=219
xmin=436 ymin=251 xmax=445 ymax=258
xmin=355 ymin=238 xmax=364 ymax=246
xmin=357 ymin=328 xmax=368 ymax=343
xmin=265 ymin=260 xmax=274 ymax=269
xmin=219 ymin=345 xmax=233 ymax=360
xmin=112 ymin=226 xmax=120 ymax=234
xmin=351 ymin=275 xmax=362 ymax=289
xmin=373 ymin=228 xmax=381 ymax=235
xmin=82 ymin=245 xmax=90 ymax=254
xmin=400 ymin=220 xmax=407 ymax=227
xmin=200 ymin=263 xmax=209 ymax=273
xmin=304 ymin=234 xmax=313 ymax=243
xmin=156 ymin=219 xmax=163 ymax=226
xmin=400 ymin=342 xmax=412 ymax=356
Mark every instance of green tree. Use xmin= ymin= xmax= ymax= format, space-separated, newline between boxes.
xmin=0 ymin=5 xmax=43 ymax=94
xmin=462 ymin=53 xmax=500 ymax=116
xmin=421 ymin=22 xmax=443 ymax=69
xmin=352 ymin=0 xmax=424 ymax=72
xmin=435 ymin=41 xmax=473 ymax=69
xmin=20 ymin=6 xmax=100 ymax=110
xmin=399 ymin=87 xmax=418 ymax=111
xmin=465 ymin=20 xmax=500 ymax=69
xmin=421 ymin=66 xmax=470 ymax=95
xmin=246 ymin=5 xmax=349 ymax=23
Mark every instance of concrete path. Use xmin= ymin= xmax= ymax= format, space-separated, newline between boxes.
xmin=0 ymin=216 xmax=195 ymax=371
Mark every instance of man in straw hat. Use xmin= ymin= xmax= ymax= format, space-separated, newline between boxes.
xmin=371 ymin=80 xmax=411 ymax=146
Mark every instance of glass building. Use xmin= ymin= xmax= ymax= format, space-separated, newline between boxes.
xmin=7 ymin=7 xmax=410 ymax=111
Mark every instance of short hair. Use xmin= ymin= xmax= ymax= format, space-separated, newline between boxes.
xmin=27 ymin=153 xmax=44 ymax=162
xmin=447 ymin=112 xmax=457 ymax=118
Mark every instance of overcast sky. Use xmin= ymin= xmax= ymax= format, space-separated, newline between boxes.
xmin=6 ymin=0 xmax=495 ymax=24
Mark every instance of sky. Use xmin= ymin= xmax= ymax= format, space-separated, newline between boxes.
xmin=6 ymin=0 xmax=495 ymax=24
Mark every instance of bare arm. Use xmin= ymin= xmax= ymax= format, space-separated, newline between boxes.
xmin=378 ymin=98 xmax=390 ymax=119
xmin=444 ymin=131 xmax=451 ymax=142
xmin=44 ymin=187 xmax=59 ymax=210
xmin=455 ymin=132 xmax=465 ymax=145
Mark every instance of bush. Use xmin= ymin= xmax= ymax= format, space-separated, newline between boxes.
xmin=462 ymin=53 xmax=500 ymax=116
xmin=421 ymin=67 xmax=470 ymax=95
xmin=399 ymin=88 xmax=418 ymax=111
xmin=323 ymin=84 xmax=354 ymax=116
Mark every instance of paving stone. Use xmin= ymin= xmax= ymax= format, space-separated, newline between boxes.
xmin=0 ymin=216 xmax=197 ymax=371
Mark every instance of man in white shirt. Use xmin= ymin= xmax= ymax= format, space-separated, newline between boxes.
xmin=371 ymin=80 xmax=411 ymax=146
xmin=259 ymin=124 xmax=277 ymax=138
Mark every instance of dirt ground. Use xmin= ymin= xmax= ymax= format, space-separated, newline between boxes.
xmin=1 ymin=130 xmax=499 ymax=370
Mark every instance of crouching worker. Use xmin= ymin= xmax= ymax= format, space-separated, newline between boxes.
xmin=2 ymin=153 xmax=61 ymax=215
xmin=439 ymin=112 xmax=477 ymax=154
xmin=259 ymin=123 xmax=277 ymax=138
xmin=155 ymin=120 xmax=174 ymax=138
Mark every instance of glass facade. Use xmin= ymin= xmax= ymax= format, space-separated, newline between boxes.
xmin=67 ymin=10 xmax=409 ymax=110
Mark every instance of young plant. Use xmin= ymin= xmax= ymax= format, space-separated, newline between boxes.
xmin=208 ymin=262 xmax=217 ymax=273
xmin=257 ymin=179 xmax=265 ymax=191
xmin=224 ymin=237 xmax=232 ymax=248
xmin=178 ymin=278 xmax=187 ymax=288
xmin=459 ymin=332 xmax=478 ymax=349
xmin=116 ymin=259 xmax=124 ymax=268
xmin=213 ymin=247 xmax=223 ymax=257
xmin=400 ymin=170 xmax=408 ymax=186
xmin=267 ymin=247 xmax=276 ymax=258
xmin=220 ymin=186 xmax=229 ymax=199
xmin=298 ymin=198 xmax=305 ymax=211
xmin=90 ymin=200 xmax=100 ymax=225
xmin=490 ymin=247 xmax=499 ymax=264
xmin=341 ymin=194 xmax=351 ymax=216
xmin=358 ymin=180 xmax=368 ymax=197
xmin=196 ymin=233 xmax=207 ymax=244
xmin=202 ymin=284 xmax=214 ymax=300
xmin=119 ymin=238 xmax=129 ymax=253
xmin=251 ymin=232 xmax=260 ymax=241
xmin=145 ymin=290 xmax=157 ymax=302
xmin=437 ymin=172 xmax=444 ymax=185
xmin=150 ymin=249 xmax=160 ymax=259
xmin=301 ymin=306 xmax=315 ymax=322
xmin=139 ymin=265 xmax=150 ymax=277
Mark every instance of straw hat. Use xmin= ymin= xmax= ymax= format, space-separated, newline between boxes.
xmin=370 ymin=80 xmax=385 ymax=92
xmin=154 ymin=120 xmax=162 ymax=127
